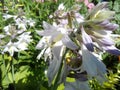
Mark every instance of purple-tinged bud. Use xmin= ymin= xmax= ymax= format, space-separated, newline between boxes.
xmin=97 ymin=20 xmax=119 ymax=31
xmin=99 ymin=20 xmax=109 ymax=26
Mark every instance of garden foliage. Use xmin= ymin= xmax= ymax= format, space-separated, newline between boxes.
xmin=0 ymin=0 xmax=120 ymax=90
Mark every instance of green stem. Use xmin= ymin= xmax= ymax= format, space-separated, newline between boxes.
xmin=52 ymin=49 xmax=68 ymax=90
xmin=67 ymin=13 xmax=72 ymax=29
xmin=2 ymin=54 xmax=11 ymax=82
xmin=11 ymin=57 xmax=15 ymax=83
xmin=1 ymin=0 xmax=4 ymax=12
xmin=10 ymin=57 xmax=16 ymax=90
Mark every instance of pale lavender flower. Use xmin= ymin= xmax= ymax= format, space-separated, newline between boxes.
xmin=53 ymin=4 xmax=84 ymax=27
xmin=36 ymin=21 xmax=78 ymax=50
xmin=36 ymin=20 xmax=79 ymax=85
xmin=78 ymin=2 xmax=120 ymax=55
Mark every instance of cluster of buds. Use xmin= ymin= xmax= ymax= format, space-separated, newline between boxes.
xmin=36 ymin=2 xmax=119 ymax=90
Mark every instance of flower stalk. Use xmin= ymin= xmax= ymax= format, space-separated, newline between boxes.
xmin=52 ymin=49 xmax=68 ymax=90
xmin=11 ymin=57 xmax=15 ymax=85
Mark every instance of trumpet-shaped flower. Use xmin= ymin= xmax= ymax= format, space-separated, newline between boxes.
xmin=36 ymin=21 xmax=78 ymax=50
xmin=53 ymin=3 xmax=84 ymax=27
xmin=79 ymin=2 xmax=120 ymax=55
xmin=36 ymin=21 xmax=79 ymax=85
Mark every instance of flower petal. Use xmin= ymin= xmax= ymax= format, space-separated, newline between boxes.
xmin=81 ymin=26 xmax=94 ymax=51
xmin=36 ymin=37 xmax=49 ymax=49
xmin=58 ymin=62 xmax=68 ymax=84
xmin=36 ymin=48 xmax=46 ymax=59
xmin=99 ymin=20 xmax=119 ymax=31
xmin=98 ymin=37 xmax=114 ymax=46
xmin=52 ymin=41 xmax=64 ymax=60
xmin=92 ymin=10 xmax=115 ymax=21
xmin=81 ymin=44 xmax=106 ymax=77
xmin=62 ymin=35 xmax=78 ymax=50
xmin=43 ymin=21 xmax=56 ymax=30
xmin=36 ymin=30 xmax=59 ymax=36
xmin=47 ymin=56 xmax=62 ymax=86
xmin=102 ymin=45 xmax=120 ymax=56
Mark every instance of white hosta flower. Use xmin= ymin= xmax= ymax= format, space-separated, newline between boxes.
xmin=36 ymin=22 xmax=78 ymax=85
xmin=3 ymin=14 xmax=15 ymax=20
xmin=58 ymin=3 xmax=65 ymax=10
xmin=54 ymin=3 xmax=67 ymax=18
xmin=36 ymin=36 xmax=51 ymax=49
xmin=26 ymin=18 xmax=35 ymax=27
xmin=3 ymin=25 xmax=23 ymax=37
xmin=16 ymin=32 xmax=32 ymax=51
xmin=36 ymin=36 xmax=52 ymax=60
xmin=36 ymin=24 xmax=67 ymax=85
xmin=37 ymin=36 xmax=66 ymax=85
xmin=16 ymin=41 xmax=28 ymax=51
xmin=4 ymin=25 xmax=16 ymax=36
xmin=36 ymin=21 xmax=78 ymax=50
xmin=17 ymin=32 xmax=32 ymax=43
xmin=15 ymin=18 xmax=27 ymax=31
xmin=2 ymin=41 xmax=18 ymax=56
